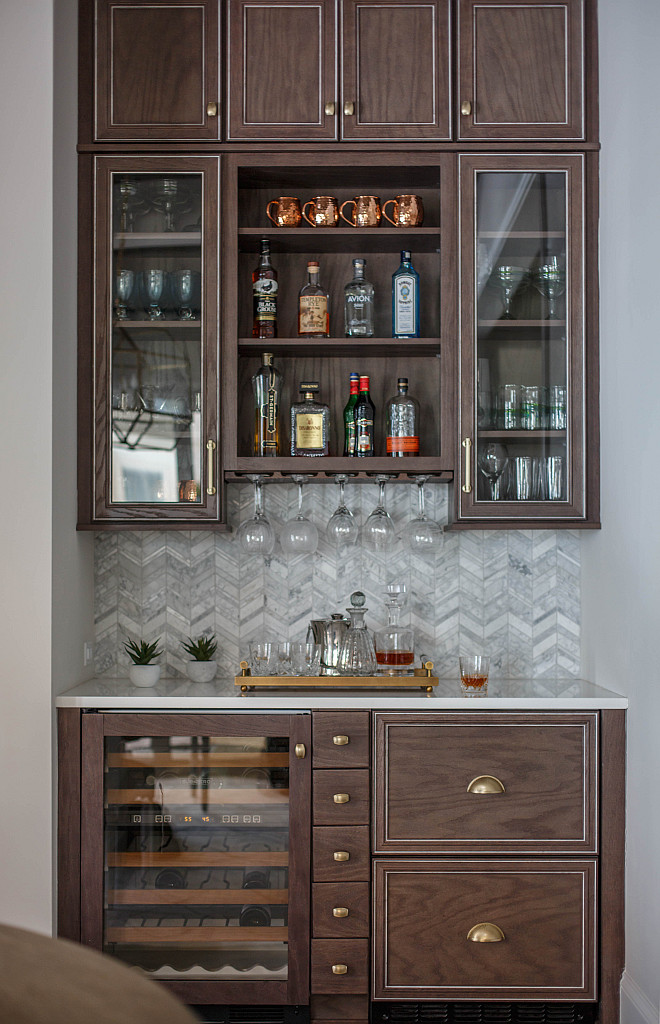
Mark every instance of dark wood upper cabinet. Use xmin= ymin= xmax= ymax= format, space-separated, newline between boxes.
xmin=93 ymin=0 xmax=221 ymax=142
xmin=341 ymin=0 xmax=451 ymax=141
xmin=227 ymin=0 xmax=338 ymax=141
xmin=458 ymin=0 xmax=585 ymax=140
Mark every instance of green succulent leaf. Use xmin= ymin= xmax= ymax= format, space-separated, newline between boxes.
xmin=181 ymin=633 xmax=218 ymax=662
xmin=123 ymin=637 xmax=163 ymax=665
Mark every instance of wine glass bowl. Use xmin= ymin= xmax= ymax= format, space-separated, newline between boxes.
xmin=489 ymin=264 xmax=527 ymax=319
xmin=171 ymin=269 xmax=199 ymax=320
xmin=150 ymin=178 xmax=191 ymax=232
xmin=141 ymin=268 xmax=167 ymax=320
xmin=534 ymin=258 xmax=566 ymax=319
xmin=326 ymin=475 xmax=359 ymax=550
xmin=280 ymin=477 xmax=319 ymax=555
xmin=237 ymin=477 xmax=275 ymax=556
xmin=478 ymin=443 xmax=509 ymax=500
xmin=363 ymin=476 xmax=396 ymax=553
xmin=114 ymin=269 xmax=134 ymax=320
xmin=402 ymin=476 xmax=443 ymax=554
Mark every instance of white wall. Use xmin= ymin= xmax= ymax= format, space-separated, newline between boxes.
xmin=582 ymin=0 xmax=660 ymax=1019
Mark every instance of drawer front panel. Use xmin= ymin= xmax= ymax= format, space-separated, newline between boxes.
xmin=313 ymin=826 xmax=370 ymax=881
xmin=314 ymin=769 xmax=370 ymax=825
xmin=373 ymin=859 xmax=597 ymax=1000
xmin=310 ymin=995 xmax=369 ymax=1019
xmin=313 ymin=712 xmax=370 ymax=768
xmin=313 ymin=882 xmax=370 ymax=937
xmin=312 ymin=938 xmax=369 ymax=993
xmin=374 ymin=713 xmax=597 ymax=853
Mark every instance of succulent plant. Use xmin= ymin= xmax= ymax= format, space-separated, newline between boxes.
xmin=181 ymin=634 xmax=218 ymax=662
xmin=123 ymin=637 xmax=163 ymax=665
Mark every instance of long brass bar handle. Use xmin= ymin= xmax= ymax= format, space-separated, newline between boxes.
xmin=467 ymin=775 xmax=505 ymax=794
xmin=206 ymin=439 xmax=216 ymax=495
xmin=467 ymin=922 xmax=505 ymax=942
xmin=462 ymin=437 xmax=472 ymax=493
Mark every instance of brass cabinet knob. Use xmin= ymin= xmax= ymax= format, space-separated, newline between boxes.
xmin=333 ymin=907 xmax=349 ymax=918
xmin=332 ymin=964 xmax=348 ymax=975
xmin=343 ymin=100 xmax=355 ymax=116
xmin=333 ymin=851 xmax=350 ymax=862
xmin=467 ymin=922 xmax=505 ymax=942
xmin=467 ymin=775 xmax=505 ymax=794
xmin=461 ymin=99 xmax=472 ymax=116
xmin=206 ymin=101 xmax=218 ymax=117
xmin=333 ymin=735 xmax=349 ymax=746
xmin=294 ymin=743 xmax=306 ymax=759
xmin=333 ymin=793 xmax=350 ymax=804
xmin=324 ymin=101 xmax=336 ymax=116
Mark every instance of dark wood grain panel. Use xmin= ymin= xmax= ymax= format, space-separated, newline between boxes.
xmin=598 ymin=710 xmax=626 ymax=1024
xmin=373 ymin=858 xmax=597 ymax=999
xmin=313 ymin=711 xmax=370 ymax=768
xmin=374 ymin=712 xmax=597 ymax=852
xmin=311 ymin=938 xmax=369 ymax=993
xmin=313 ymin=882 xmax=369 ymax=937
xmin=310 ymin=994 xmax=369 ymax=1019
xmin=313 ymin=826 xmax=370 ymax=881
xmin=80 ymin=712 xmax=105 ymax=949
xmin=57 ymin=709 xmax=82 ymax=941
xmin=314 ymin=770 xmax=370 ymax=825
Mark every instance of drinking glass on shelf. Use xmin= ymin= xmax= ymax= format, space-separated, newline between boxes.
xmin=280 ymin=477 xmax=318 ymax=555
xmin=237 ymin=476 xmax=275 ymax=556
xmin=363 ymin=477 xmax=396 ymax=552
xmin=534 ymin=256 xmax=566 ymax=319
xmin=114 ymin=269 xmax=134 ymax=320
xmin=498 ymin=383 xmax=520 ymax=430
xmin=544 ymin=455 xmax=565 ymax=500
xmin=141 ymin=269 xmax=167 ymax=320
xmin=115 ymin=178 xmax=147 ymax=233
xmin=277 ymin=642 xmax=294 ymax=675
xmin=513 ymin=455 xmax=534 ymax=500
xmin=249 ymin=640 xmax=275 ymax=676
xmin=478 ymin=443 xmax=509 ymax=501
xmin=326 ymin=475 xmax=359 ymax=550
xmin=171 ymin=269 xmax=199 ymax=320
xmin=548 ymin=385 xmax=567 ymax=430
xmin=489 ymin=265 xmax=527 ymax=319
xmin=290 ymin=642 xmax=321 ymax=676
xmin=459 ymin=655 xmax=490 ymax=696
xmin=150 ymin=177 xmax=191 ymax=232
xmin=520 ymin=385 xmax=543 ymax=431
xmin=402 ymin=476 xmax=443 ymax=554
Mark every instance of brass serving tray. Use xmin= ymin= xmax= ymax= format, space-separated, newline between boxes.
xmin=235 ymin=671 xmax=437 ymax=692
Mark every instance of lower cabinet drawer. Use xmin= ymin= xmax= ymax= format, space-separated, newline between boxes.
xmin=310 ymin=994 xmax=369 ymax=1020
xmin=313 ymin=826 xmax=370 ymax=881
xmin=373 ymin=859 xmax=597 ymax=1001
xmin=312 ymin=938 xmax=369 ymax=994
xmin=313 ymin=882 xmax=370 ymax=937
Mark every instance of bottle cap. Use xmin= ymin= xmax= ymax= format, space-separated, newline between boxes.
xmin=260 ymin=238 xmax=270 ymax=252
xmin=299 ymin=381 xmax=319 ymax=394
xmin=398 ymin=377 xmax=409 ymax=390
xmin=349 ymin=372 xmax=360 ymax=381
xmin=359 ymin=375 xmax=370 ymax=389
xmin=352 ymin=258 xmax=365 ymax=267
xmin=307 ymin=260 xmax=320 ymax=269
xmin=262 ymin=352 xmax=274 ymax=365
xmin=401 ymin=250 xmax=411 ymax=260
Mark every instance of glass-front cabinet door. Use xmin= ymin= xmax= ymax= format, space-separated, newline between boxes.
xmin=81 ymin=713 xmax=310 ymax=1004
xmin=458 ymin=154 xmax=589 ymax=523
xmin=83 ymin=157 xmax=223 ymax=525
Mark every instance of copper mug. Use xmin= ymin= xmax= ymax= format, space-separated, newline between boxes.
xmin=302 ymin=196 xmax=339 ymax=227
xmin=266 ymin=196 xmax=302 ymax=227
xmin=382 ymin=194 xmax=424 ymax=227
xmin=340 ymin=195 xmax=381 ymax=227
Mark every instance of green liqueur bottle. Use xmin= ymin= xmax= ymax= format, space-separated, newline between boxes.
xmin=343 ymin=372 xmax=360 ymax=456
xmin=355 ymin=375 xmax=375 ymax=457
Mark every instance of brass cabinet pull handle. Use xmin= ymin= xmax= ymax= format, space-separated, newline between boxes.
xmin=467 ymin=775 xmax=505 ymax=794
xmin=332 ymin=964 xmax=348 ymax=975
xmin=462 ymin=437 xmax=472 ymax=493
xmin=333 ymin=907 xmax=349 ymax=918
xmin=206 ymin=101 xmax=218 ymax=117
xmin=333 ymin=734 xmax=349 ymax=746
xmin=294 ymin=743 xmax=306 ymax=759
xmin=206 ymin=439 xmax=216 ymax=495
xmin=343 ymin=100 xmax=355 ymax=116
xmin=467 ymin=922 xmax=505 ymax=942
xmin=333 ymin=793 xmax=350 ymax=804
xmin=333 ymin=851 xmax=350 ymax=862
xmin=461 ymin=99 xmax=472 ymax=116
xmin=324 ymin=101 xmax=336 ymax=116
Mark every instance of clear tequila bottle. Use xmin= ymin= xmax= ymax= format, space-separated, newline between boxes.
xmin=344 ymin=258 xmax=375 ymax=337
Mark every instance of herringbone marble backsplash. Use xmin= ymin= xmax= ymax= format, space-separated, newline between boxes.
xmin=94 ymin=481 xmax=581 ymax=679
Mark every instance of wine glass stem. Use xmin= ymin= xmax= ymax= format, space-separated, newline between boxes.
xmin=339 ymin=479 xmax=345 ymax=507
xmin=255 ymin=480 xmax=264 ymax=516
xmin=297 ymin=481 xmax=304 ymax=516
xmin=378 ymin=481 xmax=386 ymax=508
xmin=490 ymin=478 xmax=500 ymax=500
xmin=418 ymin=482 xmax=426 ymax=519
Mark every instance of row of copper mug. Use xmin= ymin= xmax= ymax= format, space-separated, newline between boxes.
xmin=478 ymin=384 xmax=567 ymax=431
xmin=266 ymin=194 xmax=424 ymax=228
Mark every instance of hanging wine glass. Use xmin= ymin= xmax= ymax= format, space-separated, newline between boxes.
xmin=326 ymin=475 xmax=359 ymax=550
xmin=363 ymin=476 xmax=396 ymax=552
xmin=478 ymin=443 xmax=509 ymax=500
xmin=402 ymin=476 xmax=443 ymax=553
xmin=280 ymin=476 xmax=318 ymax=555
xmin=237 ymin=476 xmax=275 ymax=556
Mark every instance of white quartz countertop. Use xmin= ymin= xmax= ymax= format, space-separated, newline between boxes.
xmin=55 ymin=676 xmax=628 ymax=710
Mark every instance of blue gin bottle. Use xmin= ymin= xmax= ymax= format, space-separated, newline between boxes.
xmin=392 ymin=250 xmax=420 ymax=338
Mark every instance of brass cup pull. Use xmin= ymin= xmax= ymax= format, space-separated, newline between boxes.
xmin=333 ymin=907 xmax=349 ymax=918
xmin=333 ymin=851 xmax=350 ymax=862
xmin=294 ymin=743 xmax=306 ymax=759
xmin=467 ymin=922 xmax=505 ymax=943
xmin=325 ymin=101 xmax=336 ymax=116
xmin=332 ymin=964 xmax=348 ymax=975
xmin=461 ymin=99 xmax=472 ymax=116
xmin=462 ymin=437 xmax=472 ymax=493
xmin=467 ymin=775 xmax=505 ymax=794
xmin=206 ymin=100 xmax=218 ymax=117
xmin=344 ymin=100 xmax=355 ymax=116
xmin=333 ymin=734 xmax=349 ymax=746
xmin=206 ymin=439 xmax=216 ymax=495
xmin=333 ymin=793 xmax=350 ymax=804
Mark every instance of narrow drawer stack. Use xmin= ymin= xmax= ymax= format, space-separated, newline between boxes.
xmin=311 ymin=711 xmax=370 ymax=1024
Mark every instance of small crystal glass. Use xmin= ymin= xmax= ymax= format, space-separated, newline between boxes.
xmin=249 ymin=641 xmax=276 ymax=676
xmin=290 ymin=642 xmax=321 ymax=676
xmin=459 ymin=655 xmax=490 ymax=696
xmin=277 ymin=642 xmax=294 ymax=676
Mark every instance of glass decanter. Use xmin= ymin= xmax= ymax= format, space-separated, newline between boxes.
xmin=337 ymin=591 xmax=377 ymax=676
xmin=374 ymin=582 xmax=415 ymax=674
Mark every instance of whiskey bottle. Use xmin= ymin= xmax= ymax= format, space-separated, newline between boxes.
xmin=251 ymin=352 xmax=282 ymax=456
xmin=392 ymin=250 xmax=420 ymax=339
xmin=298 ymin=260 xmax=330 ymax=338
xmin=344 ymin=258 xmax=374 ymax=337
xmin=355 ymin=375 xmax=375 ymax=457
xmin=343 ymin=372 xmax=360 ymax=456
xmin=252 ymin=239 xmax=278 ymax=338
xmin=386 ymin=377 xmax=420 ymax=456
xmin=290 ymin=382 xmax=330 ymax=456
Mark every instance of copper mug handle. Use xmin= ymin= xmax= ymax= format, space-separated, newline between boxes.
xmin=302 ymin=200 xmax=316 ymax=226
xmin=266 ymin=200 xmax=279 ymax=226
xmin=382 ymin=199 xmax=398 ymax=226
xmin=339 ymin=199 xmax=357 ymax=226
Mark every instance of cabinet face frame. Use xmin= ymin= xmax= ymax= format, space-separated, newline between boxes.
xmin=457 ymin=0 xmax=585 ymax=141
xmin=78 ymin=711 xmax=311 ymax=1005
xmin=456 ymin=152 xmax=591 ymax=525
xmin=92 ymin=0 xmax=221 ymax=142
xmin=79 ymin=155 xmax=224 ymax=526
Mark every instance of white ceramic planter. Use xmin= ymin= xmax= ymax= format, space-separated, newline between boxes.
xmin=186 ymin=661 xmax=217 ymax=683
xmin=129 ymin=663 xmax=161 ymax=688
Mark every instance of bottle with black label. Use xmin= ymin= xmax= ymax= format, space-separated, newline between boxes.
xmin=252 ymin=352 xmax=282 ymax=456
xmin=252 ymin=239 xmax=278 ymax=338
xmin=355 ymin=375 xmax=375 ymax=457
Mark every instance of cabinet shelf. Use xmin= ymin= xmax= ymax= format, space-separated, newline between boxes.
xmin=238 ymin=227 xmax=440 ymax=254
xmin=107 ymin=852 xmax=289 ymax=868
xmin=106 ymin=788 xmax=289 ymax=805
xmin=478 ymin=430 xmax=567 ymax=440
xmin=238 ymin=338 xmax=440 ymax=356
xmin=226 ymin=457 xmax=451 ymax=475
xmin=113 ymin=320 xmax=200 ymax=330
xmin=113 ymin=231 xmax=201 ymax=249
xmin=107 ymin=889 xmax=289 ymax=906
xmin=106 ymin=752 xmax=289 ymax=768
xmin=106 ymin=926 xmax=289 ymax=944
xmin=478 ymin=230 xmax=565 ymax=239
xmin=478 ymin=319 xmax=566 ymax=328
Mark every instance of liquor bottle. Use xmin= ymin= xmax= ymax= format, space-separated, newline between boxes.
xmin=252 ymin=239 xmax=278 ymax=338
xmin=298 ymin=261 xmax=330 ymax=338
xmin=343 ymin=372 xmax=360 ymax=456
xmin=392 ymin=250 xmax=420 ymax=338
xmin=344 ymin=258 xmax=375 ymax=337
xmin=251 ymin=352 xmax=282 ymax=456
xmin=355 ymin=375 xmax=375 ymax=457
xmin=290 ymin=382 xmax=330 ymax=456
xmin=386 ymin=377 xmax=420 ymax=456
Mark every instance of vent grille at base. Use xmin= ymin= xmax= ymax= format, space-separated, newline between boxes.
xmin=371 ymin=1003 xmax=598 ymax=1024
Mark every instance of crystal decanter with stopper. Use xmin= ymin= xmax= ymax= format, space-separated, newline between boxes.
xmin=374 ymin=582 xmax=415 ymax=674
xmin=337 ymin=591 xmax=377 ymax=676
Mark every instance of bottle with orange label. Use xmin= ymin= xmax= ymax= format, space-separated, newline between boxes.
xmin=386 ymin=377 xmax=420 ymax=456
